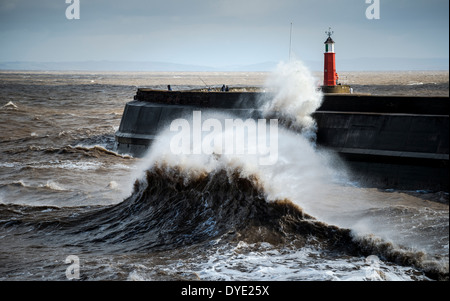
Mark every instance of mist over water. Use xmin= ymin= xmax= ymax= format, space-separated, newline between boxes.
xmin=261 ymin=60 xmax=323 ymax=139
xmin=0 ymin=67 xmax=448 ymax=281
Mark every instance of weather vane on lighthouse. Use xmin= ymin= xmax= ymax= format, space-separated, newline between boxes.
xmin=325 ymin=27 xmax=334 ymax=38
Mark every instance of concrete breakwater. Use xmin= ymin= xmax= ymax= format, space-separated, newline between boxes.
xmin=313 ymin=94 xmax=448 ymax=192
xmin=115 ymin=88 xmax=449 ymax=191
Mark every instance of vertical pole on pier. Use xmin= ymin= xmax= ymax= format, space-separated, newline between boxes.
xmin=289 ymin=22 xmax=293 ymax=61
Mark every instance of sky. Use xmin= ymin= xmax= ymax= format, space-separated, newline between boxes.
xmin=0 ymin=0 xmax=449 ymax=71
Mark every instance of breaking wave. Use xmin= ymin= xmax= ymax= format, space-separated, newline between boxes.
xmin=0 ymin=160 xmax=447 ymax=280
xmin=260 ymin=60 xmax=323 ymax=141
xmin=7 ymin=144 xmax=131 ymax=159
xmin=2 ymin=101 xmax=18 ymax=110
xmin=0 ymin=180 xmax=67 ymax=192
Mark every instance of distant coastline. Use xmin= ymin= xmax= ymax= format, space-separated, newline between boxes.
xmin=0 ymin=57 xmax=448 ymax=72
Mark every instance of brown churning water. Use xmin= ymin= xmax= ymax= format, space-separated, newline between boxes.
xmin=0 ymin=68 xmax=448 ymax=281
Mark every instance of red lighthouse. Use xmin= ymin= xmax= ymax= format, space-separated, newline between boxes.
xmin=323 ymin=27 xmax=337 ymax=86
xmin=322 ymin=28 xmax=351 ymax=93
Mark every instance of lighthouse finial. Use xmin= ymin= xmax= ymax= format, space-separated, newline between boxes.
xmin=325 ymin=27 xmax=334 ymax=38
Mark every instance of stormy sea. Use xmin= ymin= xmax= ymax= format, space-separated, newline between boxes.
xmin=0 ymin=64 xmax=448 ymax=290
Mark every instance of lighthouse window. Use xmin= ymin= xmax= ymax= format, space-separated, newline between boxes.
xmin=326 ymin=44 xmax=328 ymax=52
